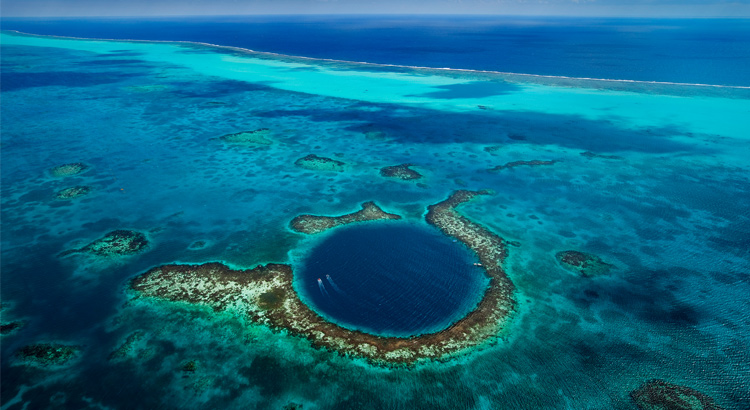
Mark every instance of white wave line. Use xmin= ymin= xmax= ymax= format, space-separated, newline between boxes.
xmin=5 ymin=29 xmax=749 ymax=90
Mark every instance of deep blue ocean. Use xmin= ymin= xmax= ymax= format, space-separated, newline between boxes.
xmin=1 ymin=16 xmax=749 ymax=410
xmin=3 ymin=15 xmax=750 ymax=86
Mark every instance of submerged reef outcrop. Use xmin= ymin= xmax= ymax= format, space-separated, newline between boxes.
xmin=61 ymin=230 xmax=149 ymax=258
xmin=490 ymin=160 xmax=557 ymax=171
xmin=108 ymin=330 xmax=146 ymax=361
xmin=580 ymin=151 xmax=623 ymax=160
xmin=630 ymin=379 xmax=725 ymax=410
xmin=290 ymin=202 xmax=401 ymax=234
xmin=294 ymin=154 xmax=346 ymax=172
xmin=50 ymin=162 xmax=88 ymax=177
xmin=556 ymin=250 xmax=613 ymax=277
xmin=380 ymin=164 xmax=423 ymax=180
xmin=1 ymin=321 xmax=25 ymax=336
xmin=130 ymin=190 xmax=515 ymax=365
xmin=55 ymin=185 xmax=92 ymax=200
xmin=218 ymin=128 xmax=273 ymax=145
xmin=16 ymin=343 xmax=80 ymax=367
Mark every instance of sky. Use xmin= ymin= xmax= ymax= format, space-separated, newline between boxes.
xmin=1 ymin=0 xmax=749 ymax=17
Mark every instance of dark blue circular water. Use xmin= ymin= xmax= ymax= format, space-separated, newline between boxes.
xmin=297 ymin=222 xmax=488 ymax=337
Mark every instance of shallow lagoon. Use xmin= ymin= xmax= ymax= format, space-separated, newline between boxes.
xmin=1 ymin=28 xmax=749 ymax=409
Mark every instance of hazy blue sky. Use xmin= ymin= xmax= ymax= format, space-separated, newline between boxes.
xmin=2 ymin=0 xmax=749 ymax=17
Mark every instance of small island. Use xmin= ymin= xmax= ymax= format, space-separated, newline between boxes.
xmin=290 ymin=201 xmax=401 ymax=234
xmin=380 ymin=164 xmax=423 ymax=180
xmin=630 ymin=379 xmax=725 ymax=410
xmin=294 ymin=154 xmax=346 ymax=172
xmin=130 ymin=190 xmax=515 ymax=365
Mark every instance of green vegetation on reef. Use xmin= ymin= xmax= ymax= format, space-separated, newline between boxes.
xmin=290 ymin=201 xmax=401 ymax=234
xmin=380 ymin=164 xmax=423 ymax=180
xmin=49 ymin=162 xmax=88 ymax=177
xmin=16 ymin=343 xmax=80 ymax=367
xmin=60 ymin=230 xmax=149 ymax=258
xmin=55 ymin=185 xmax=92 ymax=200
xmin=630 ymin=379 xmax=725 ymax=410
xmin=294 ymin=154 xmax=346 ymax=172
xmin=218 ymin=128 xmax=273 ymax=145
xmin=556 ymin=250 xmax=613 ymax=277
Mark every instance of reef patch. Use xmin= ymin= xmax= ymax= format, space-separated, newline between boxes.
xmin=580 ymin=151 xmax=624 ymax=160
xmin=50 ymin=162 xmax=89 ymax=177
xmin=630 ymin=379 xmax=725 ymax=410
xmin=218 ymin=128 xmax=273 ymax=145
xmin=294 ymin=154 xmax=346 ymax=172
xmin=55 ymin=185 xmax=92 ymax=200
xmin=1 ymin=321 xmax=25 ymax=336
xmin=380 ymin=164 xmax=423 ymax=180
xmin=16 ymin=343 xmax=80 ymax=367
xmin=108 ymin=330 xmax=146 ymax=361
xmin=61 ymin=230 xmax=149 ymax=258
xmin=556 ymin=250 xmax=613 ymax=277
xmin=290 ymin=202 xmax=401 ymax=235
xmin=490 ymin=160 xmax=557 ymax=171
xmin=130 ymin=190 xmax=515 ymax=365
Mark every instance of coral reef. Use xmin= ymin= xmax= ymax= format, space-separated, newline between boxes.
xmin=218 ymin=128 xmax=273 ymax=145
xmin=294 ymin=154 xmax=346 ymax=172
xmin=55 ymin=185 xmax=92 ymax=200
xmin=380 ymin=164 xmax=423 ymax=180
xmin=16 ymin=343 xmax=80 ymax=367
xmin=290 ymin=202 xmax=401 ymax=235
xmin=580 ymin=151 xmax=623 ymax=160
xmin=50 ymin=162 xmax=88 ymax=177
xmin=131 ymin=190 xmax=515 ymax=365
xmin=181 ymin=360 xmax=198 ymax=373
xmin=108 ymin=330 xmax=146 ymax=361
xmin=1 ymin=321 xmax=25 ymax=336
xmin=556 ymin=250 xmax=613 ymax=277
xmin=490 ymin=160 xmax=557 ymax=171
xmin=61 ymin=230 xmax=149 ymax=257
xmin=630 ymin=379 xmax=725 ymax=410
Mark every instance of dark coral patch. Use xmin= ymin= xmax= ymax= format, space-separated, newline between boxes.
xmin=55 ymin=185 xmax=92 ymax=200
xmin=181 ymin=360 xmax=198 ymax=373
xmin=580 ymin=151 xmax=624 ymax=160
xmin=294 ymin=154 xmax=346 ymax=172
xmin=61 ymin=230 xmax=149 ymax=257
xmin=108 ymin=330 xmax=146 ymax=361
xmin=490 ymin=160 xmax=558 ymax=171
xmin=50 ymin=162 xmax=89 ymax=177
xmin=556 ymin=250 xmax=613 ymax=277
xmin=218 ymin=128 xmax=273 ymax=145
xmin=1 ymin=321 xmax=25 ymax=336
xmin=630 ymin=379 xmax=725 ymax=410
xmin=16 ymin=343 xmax=80 ymax=367
xmin=380 ymin=164 xmax=423 ymax=180
xmin=290 ymin=202 xmax=401 ymax=235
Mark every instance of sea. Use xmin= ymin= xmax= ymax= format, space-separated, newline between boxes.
xmin=1 ymin=16 xmax=748 ymax=409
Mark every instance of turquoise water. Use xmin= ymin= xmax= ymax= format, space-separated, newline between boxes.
xmin=1 ymin=29 xmax=749 ymax=409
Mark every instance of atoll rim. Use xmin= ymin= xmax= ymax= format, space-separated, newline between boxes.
xmin=131 ymin=190 xmax=515 ymax=365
